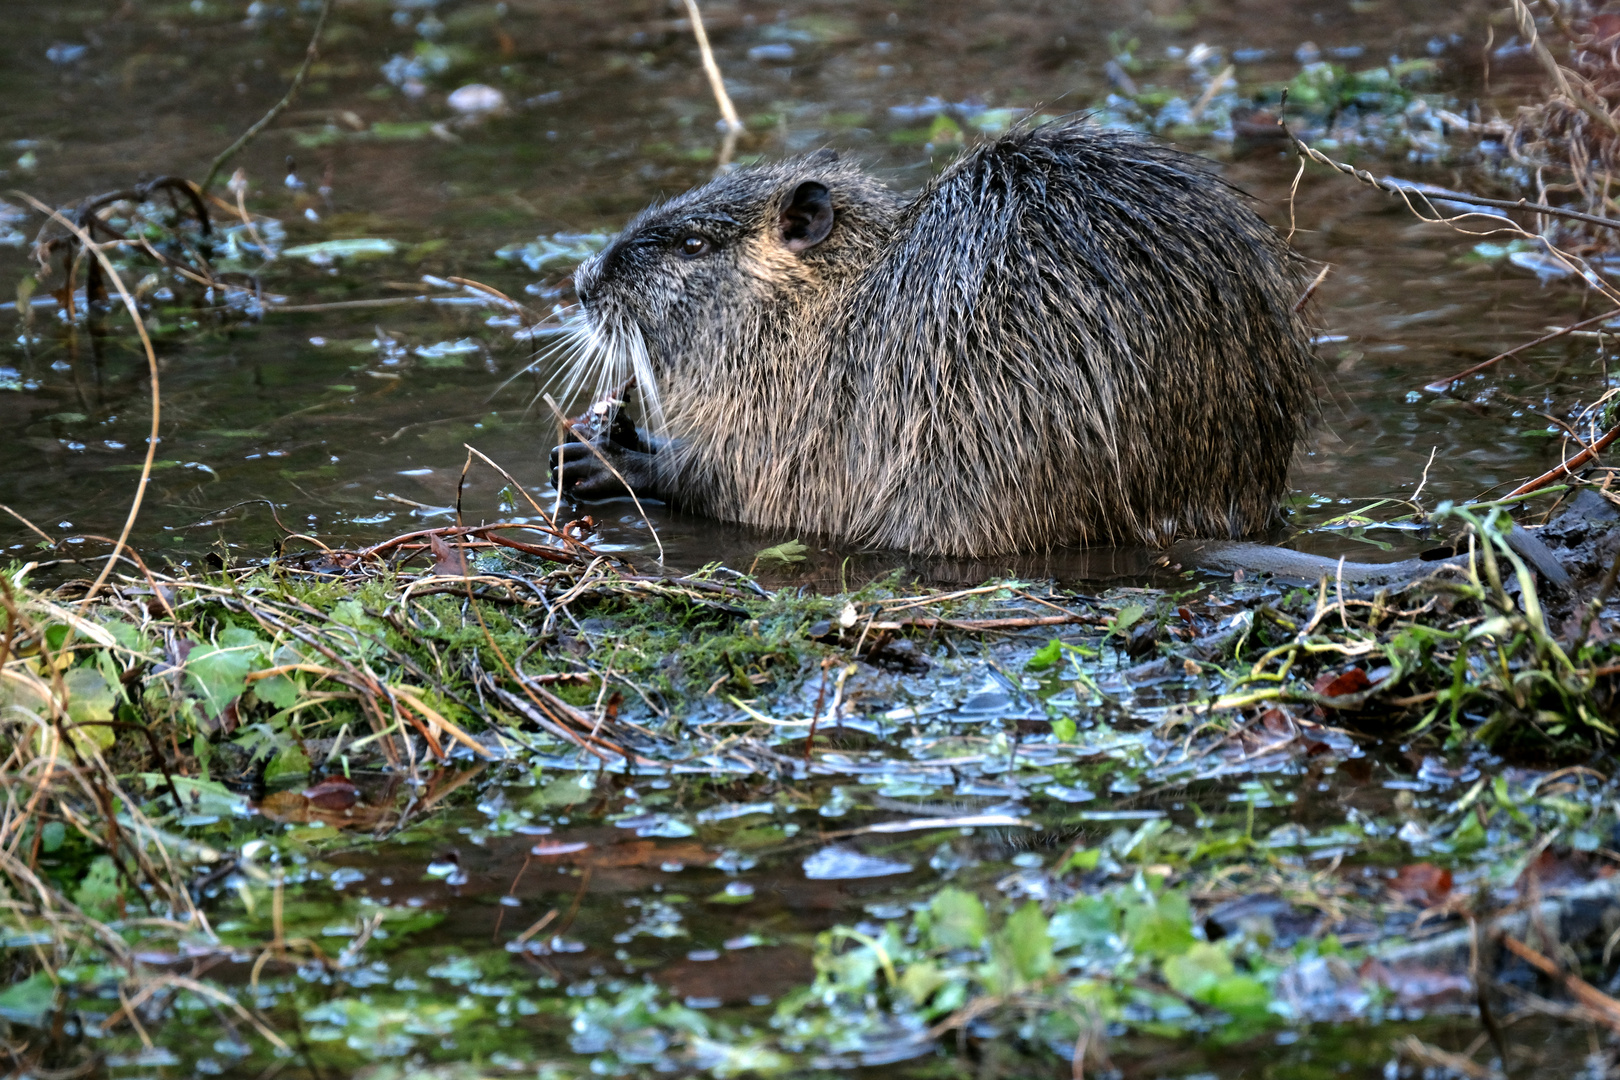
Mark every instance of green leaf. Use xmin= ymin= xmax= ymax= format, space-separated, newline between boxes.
xmin=1449 ymin=810 xmax=1487 ymax=852
xmin=897 ymin=960 xmax=950 ymax=1005
xmin=253 ymin=672 xmax=299 ymax=711
xmin=0 ymin=972 xmax=57 ymax=1027
xmin=927 ymin=887 xmax=988 ymax=950
xmin=1026 ymin=638 xmax=1063 ymax=671
xmin=1109 ymin=603 xmax=1146 ymax=636
xmin=1123 ymin=891 xmax=1195 ymax=959
xmin=73 ymin=856 xmax=121 ymax=921
xmin=998 ymin=902 xmax=1053 ymax=982
xmin=1205 ymin=973 xmax=1271 ymax=1019
xmin=1048 ymin=894 xmax=1115 ymax=952
xmin=1051 ymin=717 xmax=1077 ymax=742
xmin=266 ymin=742 xmax=312 ymax=782
xmin=139 ymin=774 xmax=250 ymax=818
xmin=753 ymin=540 xmax=808 ymax=566
xmin=185 ymin=637 xmax=261 ymax=719
xmin=63 ymin=667 xmax=117 ymax=746
xmin=927 ymin=114 xmax=963 ymax=142
xmin=1162 ymin=941 xmax=1233 ymax=998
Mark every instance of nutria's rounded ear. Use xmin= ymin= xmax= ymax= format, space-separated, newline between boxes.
xmin=779 ymin=181 xmax=834 ymax=253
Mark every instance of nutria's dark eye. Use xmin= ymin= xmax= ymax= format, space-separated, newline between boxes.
xmin=678 ymin=235 xmax=711 ymax=258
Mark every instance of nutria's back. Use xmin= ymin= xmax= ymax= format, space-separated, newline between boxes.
xmin=559 ymin=119 xmax=1315 ymax=557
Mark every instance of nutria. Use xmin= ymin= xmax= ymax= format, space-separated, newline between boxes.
xmin=549 ymin=118 xmax=1315 ymax=557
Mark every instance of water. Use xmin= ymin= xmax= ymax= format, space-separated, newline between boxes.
xmin=0 ymin=0 xmax=1589 ymax=581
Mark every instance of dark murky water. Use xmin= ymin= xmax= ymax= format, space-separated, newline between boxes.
xmin=0 ymin=0 xmax=1596 ymax=582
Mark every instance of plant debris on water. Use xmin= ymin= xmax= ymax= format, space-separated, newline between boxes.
xmin=6 ymin=491 xmax=1620 ymax=1076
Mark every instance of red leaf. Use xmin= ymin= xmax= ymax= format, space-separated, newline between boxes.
xmin=302 ymin=777 xmax=361 ymax=810
xmin=429 ymin=533 xmax=468 ymax=576
xmin=1389 ymin=862 xmax=1453 ymax=906
xmin=1315 ymin=667 xmax=1372 ymax=698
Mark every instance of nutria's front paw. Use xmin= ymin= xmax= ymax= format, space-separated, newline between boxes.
xmin=550 ymin=438 xmax=657 ymax=501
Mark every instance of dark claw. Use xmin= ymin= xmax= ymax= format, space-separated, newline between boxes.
xmin=550 ymin=440 xmax=630 ymax=500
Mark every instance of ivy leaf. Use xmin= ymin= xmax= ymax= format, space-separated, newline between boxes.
xmin=184 ymin=633 xmax=265 ymax=719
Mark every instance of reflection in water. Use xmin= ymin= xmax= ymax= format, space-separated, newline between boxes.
xmin=0 ymin=0 xmax=1591 ymax=580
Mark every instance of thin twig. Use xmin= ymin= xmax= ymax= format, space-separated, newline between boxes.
xmin=542 ymin=394 xmax=665 ymax=564
xmin=1285 ymin=120 xmax=1620 ymax=233
xmin=682 ymin=0 xmax=743 ymax=170
xmin=200 ymin=0 xmax=335 ymax=192
xmin=683 ymin=0 xmax=742 ymax=133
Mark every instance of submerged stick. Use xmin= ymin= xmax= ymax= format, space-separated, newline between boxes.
xmin=200 ymin=0 xmax=335 ymax=193
xmin=1424 ymin=308 xmax=1620 ymax=391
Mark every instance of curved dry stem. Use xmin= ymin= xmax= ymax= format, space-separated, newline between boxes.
xmin=10 ymin=191 xmax=161 ymax=605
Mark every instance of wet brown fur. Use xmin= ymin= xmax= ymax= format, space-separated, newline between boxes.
xmin=565 ymin=119 xmax=1315 ymax=557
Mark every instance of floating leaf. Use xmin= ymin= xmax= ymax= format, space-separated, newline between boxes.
xmin=281 ymin=238 xmax=398 ymax=262
xmin=754 ymin=540 xmax=808 ymax=566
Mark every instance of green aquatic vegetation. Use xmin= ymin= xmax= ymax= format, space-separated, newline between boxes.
xmin=5 ymin=517 xmax=1620 ymax=1076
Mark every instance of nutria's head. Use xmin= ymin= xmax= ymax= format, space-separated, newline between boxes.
xmin=558 ymin=151 xmax=903 ymax=430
